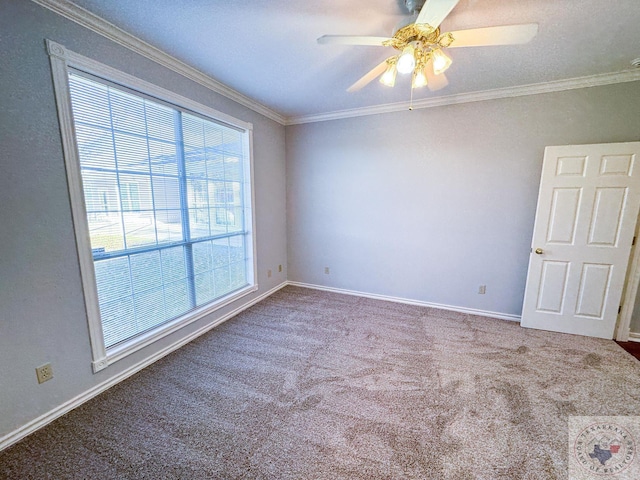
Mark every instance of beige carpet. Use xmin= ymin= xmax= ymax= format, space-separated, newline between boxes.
xmin=1 ymin=286 xmax=639 ymax=479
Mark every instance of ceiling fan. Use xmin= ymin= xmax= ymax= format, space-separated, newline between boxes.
xmin=318 ymin=0 xmax=538 ymax=92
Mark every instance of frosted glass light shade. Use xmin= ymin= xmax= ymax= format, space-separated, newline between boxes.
xmin=396 ymin=45 xmax=416 ymax=74
xmin=379 ymin=62 xmax=397 ymax=87
xmin=412 ymin=67 xmax=428 ymax=88
xmin=431 ymin=48 xmax=452 ymax=75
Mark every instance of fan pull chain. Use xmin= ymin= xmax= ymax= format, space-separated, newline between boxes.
xmin=409 ymin=86 xmax=414 ymax=111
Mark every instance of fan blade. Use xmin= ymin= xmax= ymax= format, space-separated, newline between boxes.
xmin=448 ymin=24 xmax=538 ymax=47
xmin=317 ymin=35 xmax=392 ymax=46
xmin=425 ymin=59 xmax=449 ymax=91
xmin=416 ymin=0 xmax=460 ymax=29
xmin=347 ymin=59 xmax=391 ymax=92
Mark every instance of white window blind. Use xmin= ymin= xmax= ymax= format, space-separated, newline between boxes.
xmin=67 ymin=72 xmax=251 ymax=349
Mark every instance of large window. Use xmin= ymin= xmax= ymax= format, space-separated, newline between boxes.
xmin=48 ymin=41 xmax=255 ymax=371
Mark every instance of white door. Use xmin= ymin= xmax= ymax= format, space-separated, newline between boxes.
xmin=521 ymin=142 xmax=640 ymax=339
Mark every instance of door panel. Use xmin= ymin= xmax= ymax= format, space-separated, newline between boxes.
xmin=587 ymin=188 xmax=626 ymax=246
xmin=600 ymin=155 xmax=633 ymax=176
xmin=547 ymin=188 xmax=581 ymax=244
xmin=574 ymin=263 xmax=611 ymax=318
xmin=556 ymin=156 xmax=586 ymax=176
xmin=521 ymin=142 xmax=640 ymax=339
xmin=536 ymin=261 xmax=569 ymax=312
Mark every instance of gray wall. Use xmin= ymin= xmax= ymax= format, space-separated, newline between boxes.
xmin=0 ymin=1 xmax=287 ymax=440
xmin=286 ymin=82 xmax=640 ymax=316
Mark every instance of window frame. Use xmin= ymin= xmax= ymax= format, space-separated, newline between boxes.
xmin=47 ymin=40 xmax=257 ymax=372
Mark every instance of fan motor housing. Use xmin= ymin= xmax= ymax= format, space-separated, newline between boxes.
xmin=404 ymin=0 xmax=427 ymax=14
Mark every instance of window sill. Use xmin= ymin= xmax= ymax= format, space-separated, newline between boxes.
xmin=92 ymin=284 xmax=258 ymax=372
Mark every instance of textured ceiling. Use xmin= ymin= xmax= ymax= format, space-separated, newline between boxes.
xmin=69 ymin=0 xmax=640 ymax=120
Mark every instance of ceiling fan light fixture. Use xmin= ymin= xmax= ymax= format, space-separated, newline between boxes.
xmin=379 ymin=61 xmax=398 ymax=87
xmin=320 ymin=1 xmax=539 ymax=94
xmin=412 ymin=67 xmax=428 ymax=88
xmin=396 ymin=45 xmax=416 ymax=74
xmin=431 ymin=48 xmax=452 ymax=75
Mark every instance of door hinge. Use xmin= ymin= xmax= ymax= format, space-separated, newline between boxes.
xmin=619 ymin=305 xmax=622 ymax=314
xmin=633 ymin=236 xmax=637 ymax=246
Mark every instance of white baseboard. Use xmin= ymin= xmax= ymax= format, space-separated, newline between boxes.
xmin=629 ymin=332 xmax=640 ymax=343
xmin=286 ymin=281 xmax=521 ymax=322
xmin=0 ymin=281 xmax=287 ymax=452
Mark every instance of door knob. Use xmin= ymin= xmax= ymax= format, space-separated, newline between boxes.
xmin=535 ymin=248 xmax=543 ymax=255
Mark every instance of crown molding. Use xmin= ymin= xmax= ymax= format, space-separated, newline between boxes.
xmin=286 ymin=69 xmax=640 ymax=125
xmin=31 ymin=0 xmax=640 ymax=127
xmin=31 ymin=0 xmax=287 ymax=125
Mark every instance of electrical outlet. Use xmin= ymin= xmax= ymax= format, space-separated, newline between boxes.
xmin=478 ymin=285 xmax=486 ymax=295
xmin=278 ymin=264 xmax=282 ymax=273
xmin=36 ymin=363 xmax=53 ymax=384
xmin=267 ymin=269 xmax=272 ymax=278
xmin=324 ymin=267 xmax=330 ymax=274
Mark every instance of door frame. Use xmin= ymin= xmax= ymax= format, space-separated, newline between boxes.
xmin=616 ymin=209 xmax=640 ymax=341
